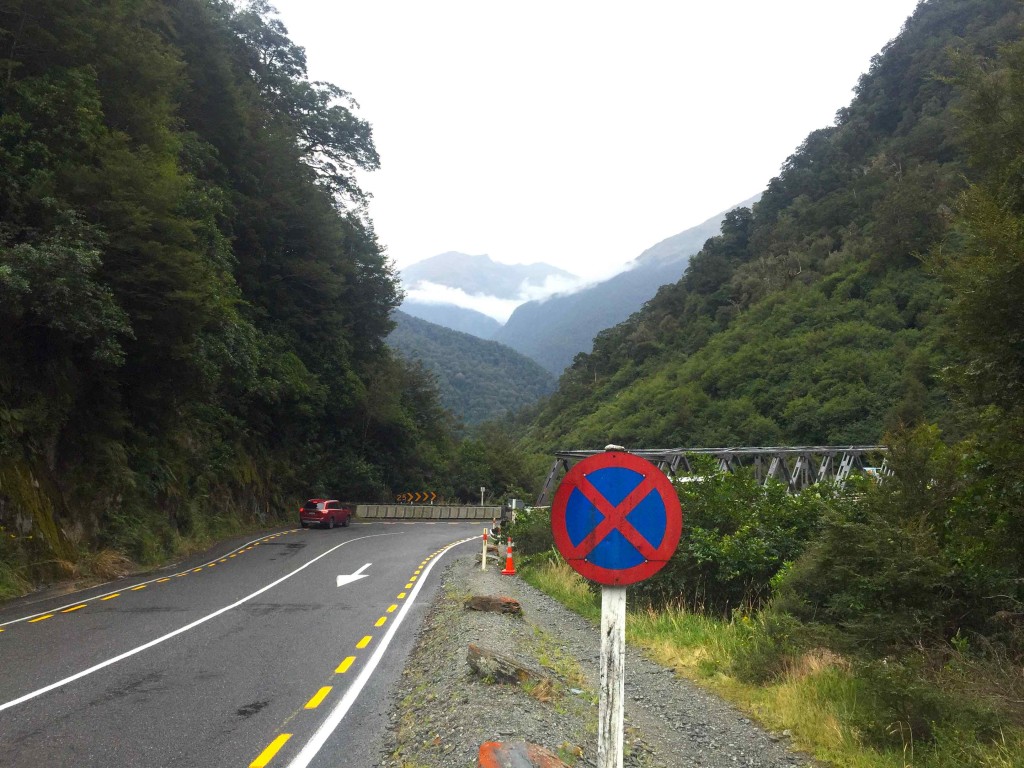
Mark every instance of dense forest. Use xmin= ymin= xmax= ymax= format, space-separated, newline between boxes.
xmin=387 ymin=311 xmax=556 ymax=426
xmin=0 ymin=0 xmax=536 ymax=588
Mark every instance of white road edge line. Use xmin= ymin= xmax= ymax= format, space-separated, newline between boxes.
xmin=0 ymin=532 xmax=399 ymax=713
xmin=285 ymin=536 xmax=476 ymax=768
xmin=0 ymin=530 xmax=300 ymax=628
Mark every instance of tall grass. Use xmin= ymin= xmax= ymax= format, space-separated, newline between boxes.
xmin=521 ymin=557 xmax=1024 ymax=768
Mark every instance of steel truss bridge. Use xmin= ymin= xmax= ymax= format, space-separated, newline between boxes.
xmin=536 ymin=445 xmax=888 ymax=505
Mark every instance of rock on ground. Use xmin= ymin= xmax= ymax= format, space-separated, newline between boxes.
xmin=376 ymin=554 xmax=817 ymax=768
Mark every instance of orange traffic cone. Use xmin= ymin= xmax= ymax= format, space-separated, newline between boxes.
xmin=500 ymin=537 xmax=516 ymax=576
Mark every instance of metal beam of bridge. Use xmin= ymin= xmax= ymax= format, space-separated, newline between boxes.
xmin=536 ymin=446 xmax=888 ymax=505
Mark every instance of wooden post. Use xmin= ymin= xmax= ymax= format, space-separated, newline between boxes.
xmin=598 ymin=585 xmax=626 ymax=768
xmin=482 ymin=528 xmax=488 ymax=570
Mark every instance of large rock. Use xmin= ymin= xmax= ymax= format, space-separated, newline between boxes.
xmin=477 ymin=740 xmax=569 ymax=768
xmin=467 ymin=643 xmax=542 ymax=685
xmin=464 ymin=595 xmax=523 ymax=615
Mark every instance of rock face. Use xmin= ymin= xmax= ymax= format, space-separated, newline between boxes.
xmin=467 ymin=643 xmax=544 ymax=685
xmin=477 ymin=740 xmax=569 ymax=768
xmin=464 ymin=595 xmax=523 ymax=615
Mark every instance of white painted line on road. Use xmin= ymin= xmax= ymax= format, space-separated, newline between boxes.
xmin=0 ymin=530 xmax=299 ymax=629
xmin=0 ymin=532 xmax=399 ymax=713
xmin=284 ymin=536 xmax=476 ymax=768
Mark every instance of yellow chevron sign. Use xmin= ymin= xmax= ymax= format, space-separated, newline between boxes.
xmin=395 ymin=492 xmax=438 ymax=503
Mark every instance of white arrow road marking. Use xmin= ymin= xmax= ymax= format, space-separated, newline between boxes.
xmin=335 ymin=563 xmax=371 ymax=588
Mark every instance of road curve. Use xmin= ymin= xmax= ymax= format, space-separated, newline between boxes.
xmin=0 ymin=520 xmax=481 ymax=768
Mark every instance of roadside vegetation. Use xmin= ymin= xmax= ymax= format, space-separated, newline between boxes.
xmin=509 ymin=451 xmax=1024 ymax=768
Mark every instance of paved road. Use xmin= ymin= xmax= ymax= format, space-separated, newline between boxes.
xmin=0 ymin=520 xmax=482 ymax=768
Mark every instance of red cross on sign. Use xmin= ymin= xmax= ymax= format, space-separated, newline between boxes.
xmin=551 ymin=451 xmax=683 ymax=586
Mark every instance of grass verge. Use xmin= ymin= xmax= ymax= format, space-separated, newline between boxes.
xmin=521 ymin=556 xmax=1024 ymax=768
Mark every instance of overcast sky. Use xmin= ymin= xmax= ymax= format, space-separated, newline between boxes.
xmin=269 ymin=0 xmax=923 ymax=281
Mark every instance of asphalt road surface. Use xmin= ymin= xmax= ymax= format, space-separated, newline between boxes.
xmin=0 ymin=520 xmax=482 ymax=768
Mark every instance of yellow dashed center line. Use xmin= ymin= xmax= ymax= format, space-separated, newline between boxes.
xmin=131 ymin=585 xmax=147 ymax=591
xmin=193 ymin=568 xmax=203 ymax=573
xmin=397 ymin=592 xmax=407 ymax=599
xmin=386 ymin=604 xmax=398 ymax=613
xmin=250 ymin=734 xmax=291 ymax=768
xmin=409 ymin=576 xmax=418 ymax=582
xmin=304 ymin=686 xmax=332 ymax=709
xmin=62 ymin=604 xmax=87 ymax=613
xmin=335 ymin=656 xmax=356 ymax=674
xmin=229 ymin=554 xmax=236 ymax=558
xmin=356 ymin=635 xmax=372 ymax=649
xmin=28 ymin=614 xmax=53 ymax=623
xmin=101 ymin=593 xmax=120 ymax=601
xmin=404 ymin=583 xmax=413 ymax=589
xmin=157 ymin=578 xmax=171 ymax=583
xmin=375 ymin=616 xmax=387 ymax=627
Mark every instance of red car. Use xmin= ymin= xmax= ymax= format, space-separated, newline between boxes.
xmin=299 ymin=499 xmax=352 ymax=529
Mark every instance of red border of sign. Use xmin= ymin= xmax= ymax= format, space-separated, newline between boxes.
xmin=551 ymin=451 xmax=683 ymax=586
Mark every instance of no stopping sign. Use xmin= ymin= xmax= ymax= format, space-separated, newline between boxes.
xmin=551 ymin=451 xmax=683 ymax=586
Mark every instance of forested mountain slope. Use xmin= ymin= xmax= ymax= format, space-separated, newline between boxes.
xmin=526 ymin=0 xmax=1024 ymax=450
xmin=0 ymin=0 xmax=456 ymax=578
xmin=399 ymin=300 xmax=502 ymax=339
xmin=387 ymin=312 xmax=556 ymax=426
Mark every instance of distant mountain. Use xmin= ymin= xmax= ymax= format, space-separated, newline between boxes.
xmin=387 ymin=311 xmax=556 ymax=426
xmin=491 ymin=198 xmax=759 ymax=374
xmin=400 ymin=300 xmax=501 ymax=338
xmin=401 ymin=251 xmax=576 ymax=299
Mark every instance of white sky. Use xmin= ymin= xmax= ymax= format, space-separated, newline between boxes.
xmin=269 ymin=0 xmax=923 ymax=281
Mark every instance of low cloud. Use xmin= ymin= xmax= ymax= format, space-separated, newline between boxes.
xmin=404 ymin=261 xmax=634 ymax=321
xmin=516 ymin=261 xmax=635 ymax=302
xmin=405 ymin=282 xmax=522 ymax=323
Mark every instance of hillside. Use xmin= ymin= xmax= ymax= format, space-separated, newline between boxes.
xmin=399 ymin=300 xmax=502 ymax=338
xmin=388 ymin=311 xmax=556 ymax=425
xmin=493 ymin=198 xmax=758 ymax=374
xmin=525 ymin=0 xmax=1024 ymax=450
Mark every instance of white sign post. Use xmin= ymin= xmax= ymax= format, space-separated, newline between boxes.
xmin=598 ymin=585 xmax=627 ymax=768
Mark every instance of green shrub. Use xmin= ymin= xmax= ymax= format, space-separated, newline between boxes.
xmin=507 ymin=505 xmax=555 ymax=557
xmin=776 ymin=425 xmax=1024 ymax=655
xmin=775 ymin=509 xmax=951 ymax=652
xmin=845 ymin=657 xmax=1004 ymax=749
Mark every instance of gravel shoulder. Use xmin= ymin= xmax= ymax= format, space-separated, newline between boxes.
xmin=376 ymin=552 xmax=817 ymax=768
